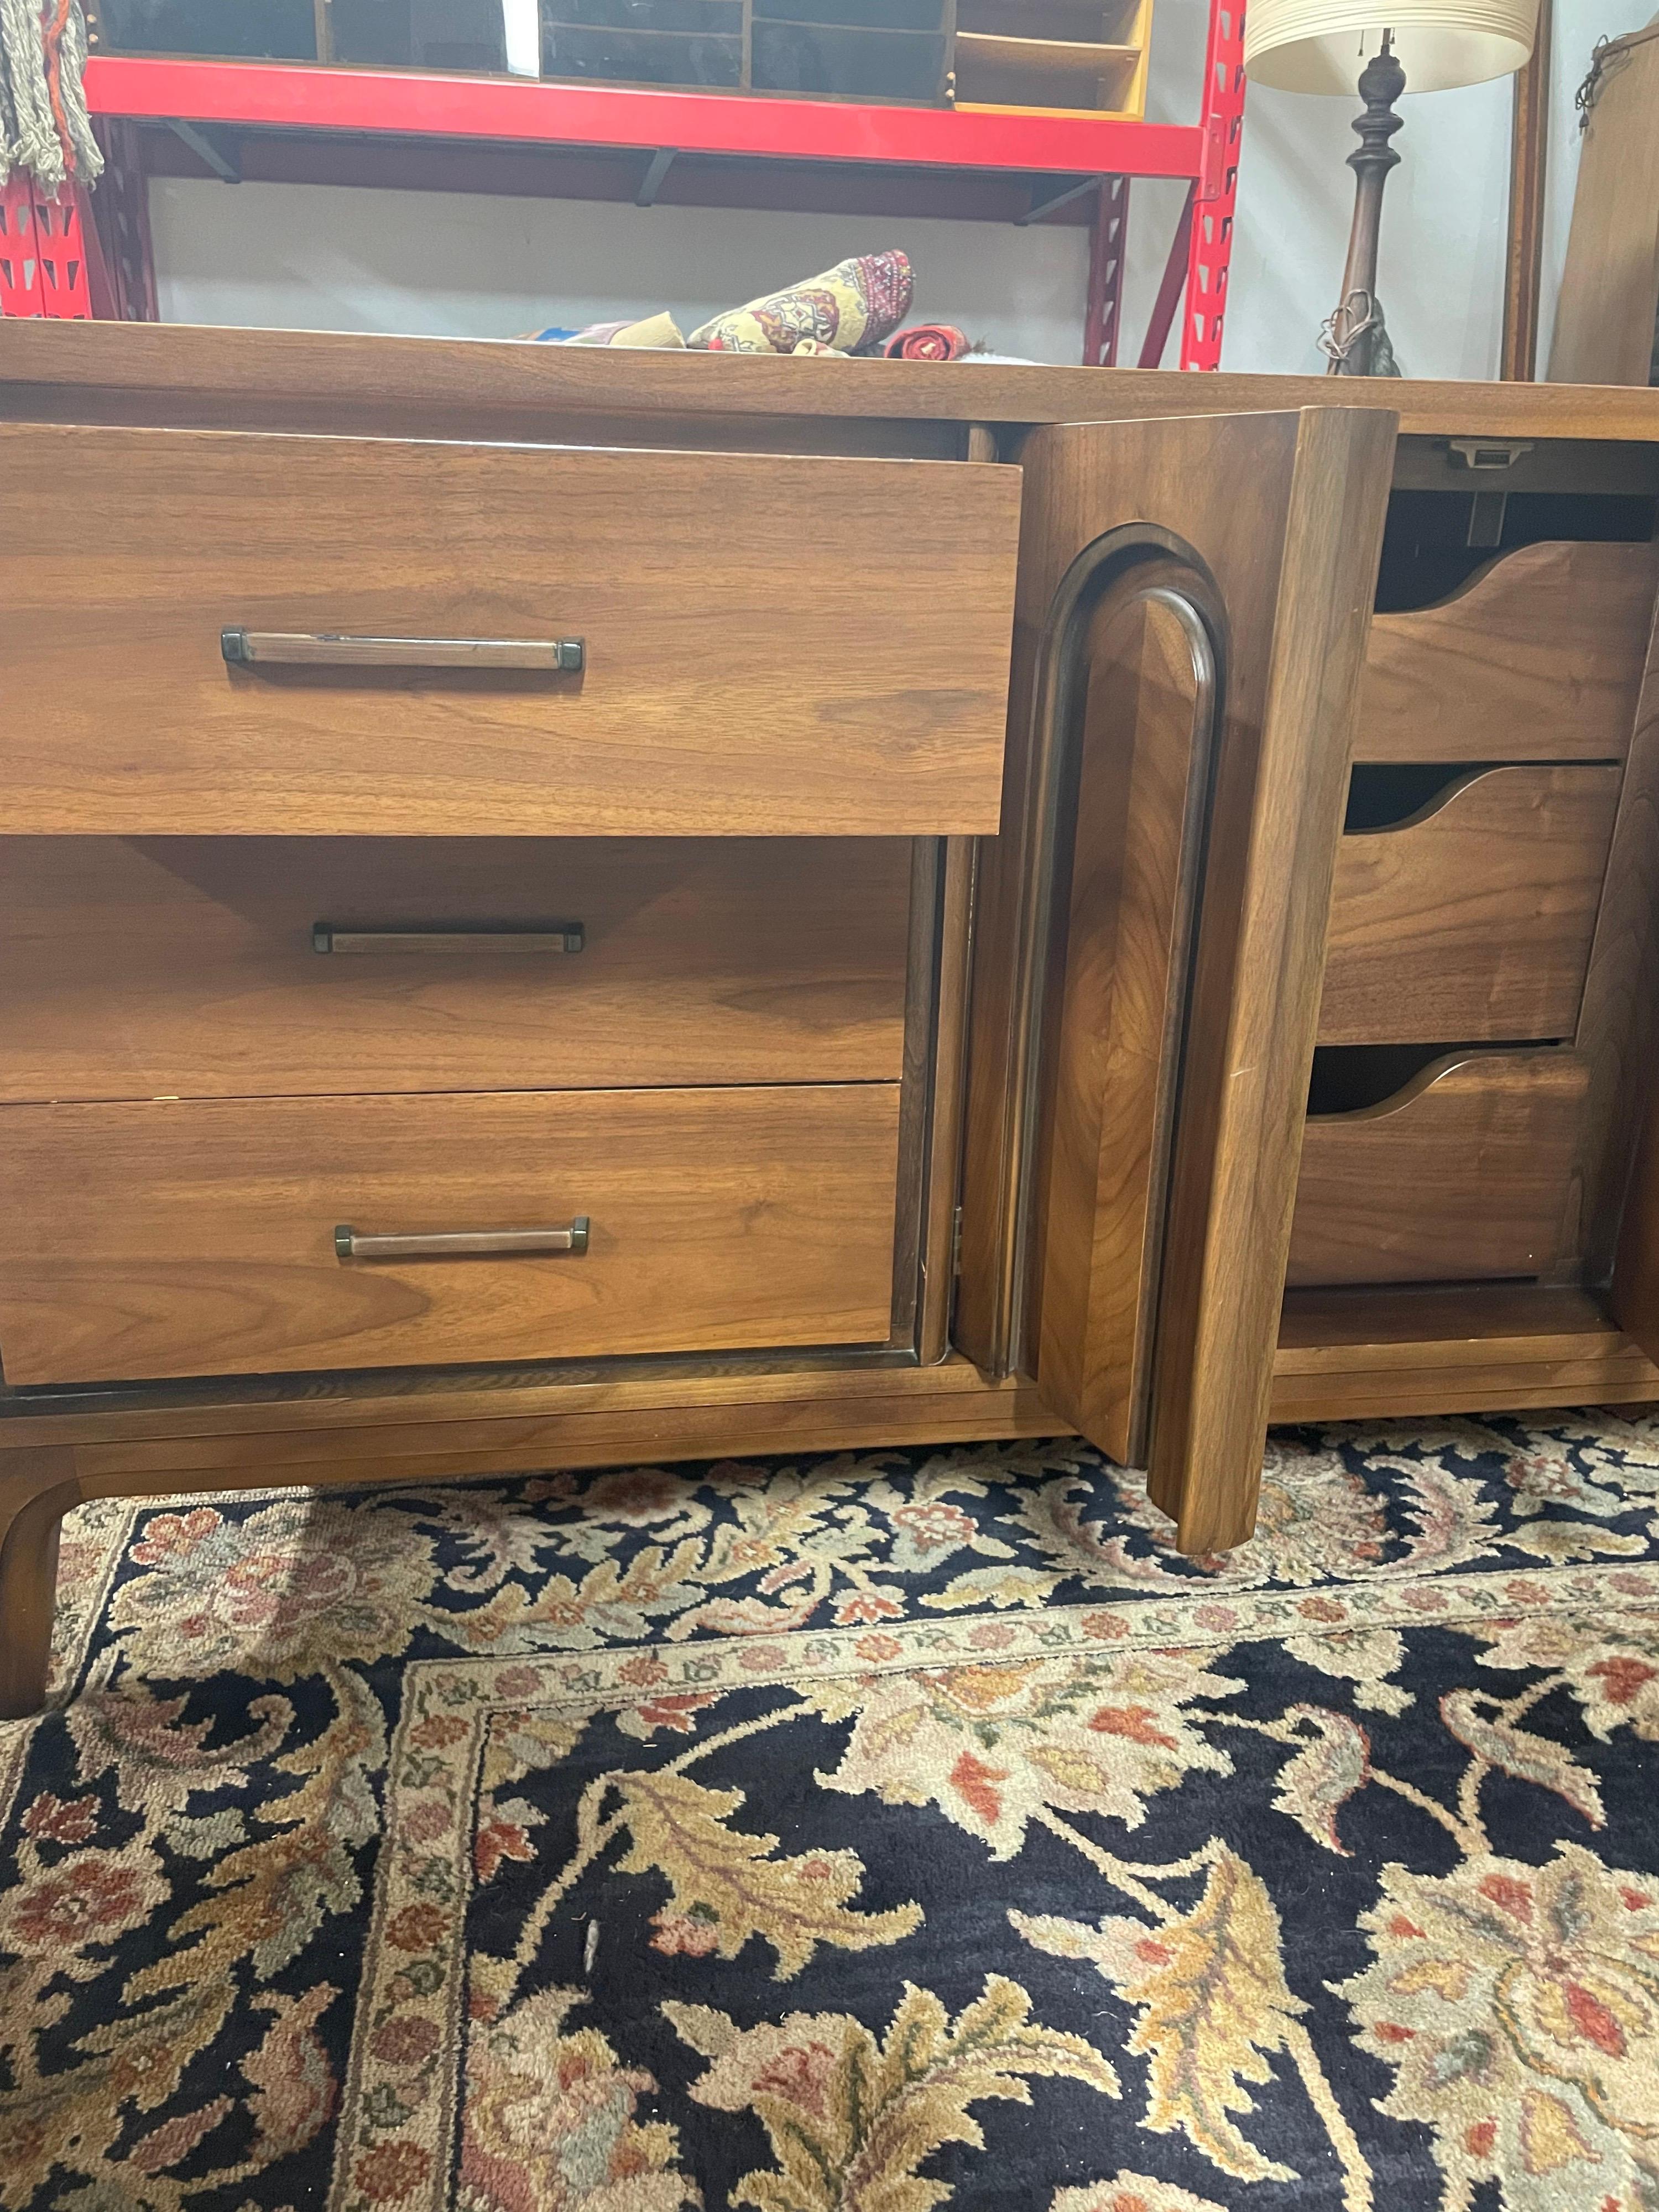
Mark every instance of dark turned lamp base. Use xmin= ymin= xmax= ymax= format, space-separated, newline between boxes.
xmin=1323 ymin=35 xmax=1407 ymax=375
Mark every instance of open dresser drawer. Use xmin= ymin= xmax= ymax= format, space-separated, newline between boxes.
xmin=0 ymin=423 xmax=1021 ymax=837
xmin=1358 ymin=538 xmax=1659 ymax=761
xmin=1318 ymin=764 xmax=1620 ymax=1045
xmin=1288 ymin=1049 xmax=1589 ymax=1286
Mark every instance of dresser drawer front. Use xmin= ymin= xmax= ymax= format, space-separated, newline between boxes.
xmin=0 ymin=836 xmax=912 ymax=1101
xmin=1318 ymin=765 xmax=1621 ymax=1046
xmin=1288 ymin=1050 xmax=1588 ymax=1287
xmin=1 ymin=425 xmax=1020 ymax=837
xmin=1359 ymin=540 xmax=1658 ymax=763
xmin=0 ymin=1086 xmax=901 ymax=1384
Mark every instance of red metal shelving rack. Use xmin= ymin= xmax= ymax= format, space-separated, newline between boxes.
xmin=6 ymin=17 xmax=1243 ymax=367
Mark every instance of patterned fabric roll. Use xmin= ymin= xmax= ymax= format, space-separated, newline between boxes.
xmin=689 ymin=251 xmax=914 ymax=356
xmin=884 ymin=324 xmax=969 ymax=362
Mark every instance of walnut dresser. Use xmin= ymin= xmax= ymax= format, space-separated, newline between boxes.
xmin=4 ymin=322 xmax=1659 ymax=1717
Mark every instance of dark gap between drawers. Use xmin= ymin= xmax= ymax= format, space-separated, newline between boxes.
xmin=1307 ymin=1042 xmax=1563 ymax=1117
xmin=1343 ymin=759 xmax=1623 ymax=830
xmin=1376 ymin=489 xmax=1657 ymax=612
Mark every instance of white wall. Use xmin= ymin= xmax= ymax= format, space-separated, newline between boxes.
xmin=147 ymin=0 xmax=1649 ymax=376
xmin=1226 ymin=75 xmax=1512 ymax=376
xmin=152 ymin=184 xmax=1099 ymax=364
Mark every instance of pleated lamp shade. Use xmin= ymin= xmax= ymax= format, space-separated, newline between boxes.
xmin=1243 ymin=0 xmax=1539 ymax=93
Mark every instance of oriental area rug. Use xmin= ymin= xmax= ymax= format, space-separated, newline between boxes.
xmin=2 ymin=1416 xmax=1658 ymax=2212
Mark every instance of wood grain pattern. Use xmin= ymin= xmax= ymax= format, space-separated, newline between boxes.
xmin=1318 ymin=765 xmax=1621 ymax=1046
xmin=1272 ymin=1284 xmax=1659 ymax=1422
xmin=958 ymin=411 xmax=1305 ymax=1384
xmin=1280 ymin=1281 xmax=1624 ymax=1357
xmin=0 ymin=1086 xmax=902 ymax=1385
xmin=66 ymin=1382 xmax=1050 ymax=1484
xmin=1559 ymin=603 xmax=1659 ymax=1281
xmin=1288 ymin=1050 xmax=1590 ymax=1287
xmin=1358 ymin=540 xmax=1659 ymax=764
xmin=12 ymin=317 xmax=1659 ymax=441
xmin=0 ymin=836 xmax=913 ymax=1100
xmin=0 ymin=424 xmax=1021 ymax=837
xmin=1500 ymin=0 xmax=1551 ymax=382
xmin=918 ymin=837 xmax=977 ymax=1365
xmin=957 ymin=404 xmax=1396 ymax=1553
xmin=0 ymin=1347 xmax=1052 ymax=1451
xmin=0 ymin=1447 xmax=76 ymax=1722
xmin=1547 ymin=25 xmax=1659 ymax=387
xmin=1612 ymin=1070 xmax=1659 ymax=1368
xmin=0 ymin=384 xmax=972 ymax=461
xmin=1035 ymin=589 xmax=1205 ymax=1464
xmin=1145 ymin=408 xmax=1397 ymax=1549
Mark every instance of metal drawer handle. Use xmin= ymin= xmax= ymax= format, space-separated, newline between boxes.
xmin=313 ymin=925 xmax=586 ymax=955
xmin=335 ymin=1218 xmax=590 ymax=1260
xmin=222 ymin=629 xmax=585 ymax=672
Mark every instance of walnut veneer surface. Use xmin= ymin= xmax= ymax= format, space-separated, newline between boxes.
xmin=3 ymin=320 xmax=1659 ymax=1715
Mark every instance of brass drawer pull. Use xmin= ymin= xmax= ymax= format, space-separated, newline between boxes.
xmin=335 ymin=1218 xmax=590 ymax=1260
xmin=222 ymin=628 xmax=585 ymax=672
xmin=312 ymin=925 xmax=586 ymax=955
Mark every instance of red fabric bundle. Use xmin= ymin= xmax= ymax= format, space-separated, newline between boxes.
xmin=884 ymin=324 xmax=969 ymax=362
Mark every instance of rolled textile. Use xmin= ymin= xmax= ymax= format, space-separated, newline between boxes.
xmin=690 ymin=251 xmax=912 ymax=356
xmin=518 ymin=312 xmax=686 ymax=347
xmin=884 ymin=324 xmax=969 ymax=362
xmin=564 ymin=311 xmax=687 ymax=349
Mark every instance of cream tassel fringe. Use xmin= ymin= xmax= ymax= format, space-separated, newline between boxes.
xmin=1 ymin=0 xmax=104 ymax=194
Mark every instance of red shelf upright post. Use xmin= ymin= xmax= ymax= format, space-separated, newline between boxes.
xmin=1181 ymin=0 xmax=1245 ymax=369
xmin=0 ymin=174 xmax=96 ymax=317
xmin=89 ymin=119 xmax=160 ymax=321
xmin=1084 ymin=175 xmax=1130 ymax=367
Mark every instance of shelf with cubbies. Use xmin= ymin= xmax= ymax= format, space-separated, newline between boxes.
xmin=92 ymin=0 xmax=1143 ymax=113
xmin=73 ymin=0 xmax=1241 ymax=369
xmin=533 ymin=1 xmax=953 ymax=104
xmin=954 ymin=0 xmax=1150 ymax=117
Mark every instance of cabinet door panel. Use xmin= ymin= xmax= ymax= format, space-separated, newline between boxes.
xmin=957 ymin=405 xmax=1397 ymax=1553
xmin=1032 ymin=582 xmax=1214 ymax=1467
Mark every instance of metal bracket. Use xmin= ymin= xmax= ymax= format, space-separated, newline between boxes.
xmin=637 ymin=149 xmax=676 ymax=207
xmin=1446 ymin=438 xmax=1535 ymax=471
xmin=1465 ymin=490 xmax=1509 ymax=549
xmin=1019 ymin=174 xmax=1102 ymax=226
xmin=168 ymin=118 xmax=241 ymax=183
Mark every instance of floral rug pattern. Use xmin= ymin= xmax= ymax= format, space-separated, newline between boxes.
xmin=2 ymin=1412 xmax=1658 ymax=2210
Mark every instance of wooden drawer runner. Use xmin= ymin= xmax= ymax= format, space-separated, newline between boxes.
xmin=1318 ymin=765 xmax=1621 ymax=1045
xmin=0 ymin=836 xmax=912 ymax=1101
xmin=1359 ymin=539 xmax=1658 ymax=763
xmin=0 ymin=423 xmax=1021 ymax=837
xmin=1288 ymin=1050 xmax=1589 ymax=1287
xmin=0 ymin=1086 xmax=901 ymax=1385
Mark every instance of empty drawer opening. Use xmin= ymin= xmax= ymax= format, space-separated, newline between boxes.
xmin=1344 ymin=761 xmax=1624 ymax=833
xmin=1377 ymin=490 xmax=1657 ymax=611
xmin=1307 ymin=1042 xmax=1559 ymax=1117
xmin=1343 ymin=763 xmax=1478 ymax=830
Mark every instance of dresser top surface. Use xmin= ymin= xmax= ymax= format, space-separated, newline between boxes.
xmin=6 ymin=318 xmax=1659 ymax=444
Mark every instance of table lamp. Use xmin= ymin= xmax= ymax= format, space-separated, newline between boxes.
xmin=1243 ymin=0 xmax=1541 ymax=373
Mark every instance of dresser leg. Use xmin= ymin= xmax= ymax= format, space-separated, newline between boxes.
xmin=0 ymin=1448 xmax=83 ymax=1722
